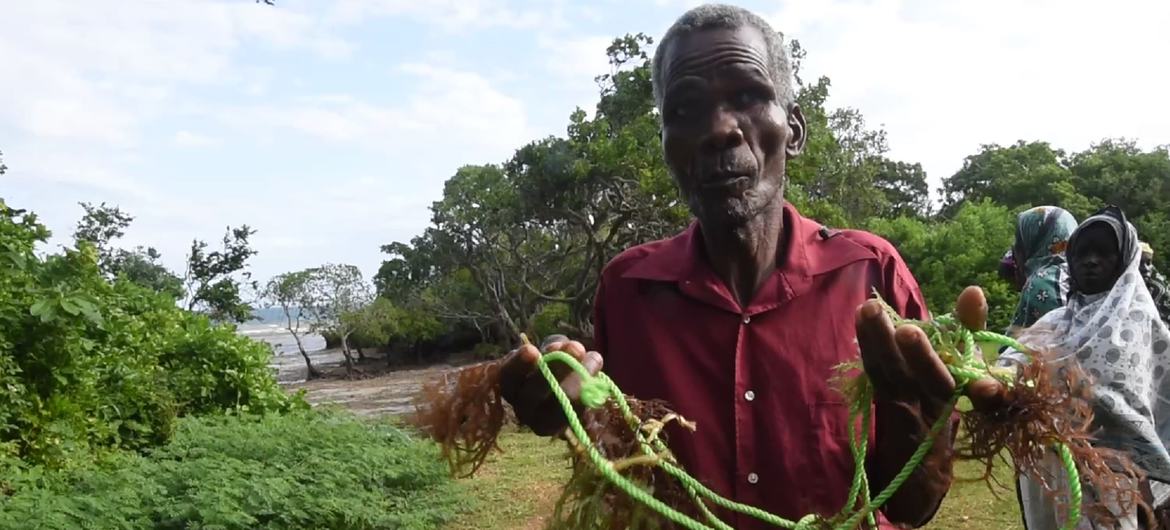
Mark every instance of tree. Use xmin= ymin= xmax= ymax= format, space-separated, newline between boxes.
xmin=343 ymin=297 xmax=398 ymax=359
xmin=869 ymin=200 xmax=1017 ymax=330
xmin=1068 ymin=139 xmax=1170 ymax=270
xmin=74 ymin=202 xmax=134 ymax=275
xmin=939 ymin=141 xmax=1094 ymax=218
xmin=874 ymin=160 xmax=931 ymax=219
xmin=108 ymin=247 xmax=183 ymax=299
xmin=261 ymin=270 xmax=319 ymax=379
xmin=73 ymin=203 xmax=183 ymax=298
xmin=1067 ymin=139 xmax=1169 ymax=216
xmin=182 ymin=225 xmax=259 ymax=323
xmin=301 ymin=264 xmax=372 ymax=376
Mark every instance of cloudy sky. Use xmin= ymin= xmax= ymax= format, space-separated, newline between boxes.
xmin=3 ymin=0 xmax=1168 ymax=285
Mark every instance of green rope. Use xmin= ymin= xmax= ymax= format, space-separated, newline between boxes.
xmin=532 ymin=316 xmax=1085 ymax=530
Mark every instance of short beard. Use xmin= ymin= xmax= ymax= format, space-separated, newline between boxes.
xmin=684 ymin=181 xmax=785 ymax=231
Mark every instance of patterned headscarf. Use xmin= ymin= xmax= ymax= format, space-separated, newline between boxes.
xmin=1010 ymin=206 xmax=1079 ymax=330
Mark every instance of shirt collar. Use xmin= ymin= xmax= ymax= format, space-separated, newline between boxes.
xmin=622 ymin=202 xmax=875 ymax=284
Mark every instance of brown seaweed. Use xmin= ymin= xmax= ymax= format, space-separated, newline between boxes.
xmin=957 ymin=350 xmax=1149 ymax=526
xmin=407 ymin=360 xmax=509 ymax=478
xmin=548 ymin=397 xmax=702 ymax=530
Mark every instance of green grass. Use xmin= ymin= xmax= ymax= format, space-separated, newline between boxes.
xmin=444 ymin=428 xmax=1023 ymax=530
xmin=0 ymin=410 xmax=464 ymax=530
xmin=443 ymin=427 xmax=572 ymax=530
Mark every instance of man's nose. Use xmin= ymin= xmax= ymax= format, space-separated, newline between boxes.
xmin=701 ymin=105 xmax=744 ymax=153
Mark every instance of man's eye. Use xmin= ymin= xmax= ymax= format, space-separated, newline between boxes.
xmin=734 ymin=89 xmax=768 ymax=108
xmin=667 ymin=101 xmax=695 ymax=120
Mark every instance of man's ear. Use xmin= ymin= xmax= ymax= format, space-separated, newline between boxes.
xmin=785 ymin=104 xmax=807 ymax=158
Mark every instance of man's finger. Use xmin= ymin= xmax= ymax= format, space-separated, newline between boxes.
xmin=895 ymin=324 xmax=955 ymax=400
xmin=581 ymin=351 xmax=604 ymax=376
xmin=856 ymin=300 xmax=910 ymax=391
xmin=541 ymin=334 xmax=570 ymax=350
xmin=955 ymin=286 xmax=988 ymax=331
xmin=561 ymin=341 xmax=588 ymax=361
xmin=966 ymin=378 xmax=1006 ymax=412
xmin=499 ymin=344 xmax=541 ymax=394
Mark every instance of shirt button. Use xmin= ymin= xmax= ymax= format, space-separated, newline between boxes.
xmin=744 ymin=390 xmax=756 ymax=401
xmin=747 ymin=472 xmax=759 ymax=484
xmin=742 ymin=315 xmax=751 ymax=324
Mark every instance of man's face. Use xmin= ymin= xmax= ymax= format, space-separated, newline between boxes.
xmin=659 ymin=26 xmax=805 ymax=228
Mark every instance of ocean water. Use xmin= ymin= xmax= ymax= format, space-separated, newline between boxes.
xmin=237 ymin=322 xmax=326 ymax=356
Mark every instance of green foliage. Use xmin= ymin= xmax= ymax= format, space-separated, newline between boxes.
xmin=471 ymin=342 xmax=503 ymax=360
xmin=71 ymin=202 xmax=256 ymax=317
xmin=532 ymin=302 xmax=571 ymax=341
xmin=868 ymin=200 xmax=1017 ymax=330
xmin=259 ymin=269 xmax=316 ymax=375
xmin=182 ymin=225 xmax=260 ymax=324
xmin=74 ymin=202 xmax=135 ymax=274
xmin=940 ymin=139 xmax=1170 ymax=272
xmin=0 ymin=411 xmax=462 ymax=530
xmin=110 ymin=247 xmax=184 ymax=299
xmin=0 ymin=199 xmax=300 ymax=466
xmin=344 ymin=297 xmax=398 ymax=349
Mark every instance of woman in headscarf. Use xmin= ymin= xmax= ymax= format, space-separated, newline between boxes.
xmin=1001 ymin=206 xmax=1170 ymax=529
xmin=1139 ymin=241 xmax=1170 ymax=328
xmin=1008 ymin=206 xmax=1079 ymax=333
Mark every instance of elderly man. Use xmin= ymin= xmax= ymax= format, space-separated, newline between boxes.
xmin=500 ymin=4 xmax=999 ymax=528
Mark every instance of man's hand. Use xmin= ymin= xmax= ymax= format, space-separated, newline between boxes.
xmin=856 ymin=285 xmax=1004 ymax=417
xmin=499 ymin=334 xmax=603 ymax=436
xmin=854 ymin=286 xmax=1005 ymax=526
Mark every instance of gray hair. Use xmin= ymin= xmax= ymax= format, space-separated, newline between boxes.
xmin=651 ymin=4 xmax=796 ymax=112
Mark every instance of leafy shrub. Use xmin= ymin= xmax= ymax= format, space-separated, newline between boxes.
xmin=868 ymin=200 xmax=1017 ymax=330
xmin=0 ymin=200 xmax=302 ymax=466
xmin=471 ymin=342 xmax=502 ymax=360
xmin=0 ymin=411 xmax=463 ymax=529
xmin=531 ymin=302 xmax=571 ymax=342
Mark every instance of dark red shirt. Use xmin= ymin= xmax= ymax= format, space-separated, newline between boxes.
xmin=593 ymin=204 xmax=928 ymax=529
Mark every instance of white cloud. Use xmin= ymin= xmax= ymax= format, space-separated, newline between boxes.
xmin=767 ymin=0 xmax=1170 ymax=185
xmin=2 ymin=143 xmax=148 ymax=199
xmin=222 ymin=62 xmax=531 ymax=160
xmin=327 ymin=0 xmax=563 ymax=32
xmin=174 ymin=131 xmax=221 ymax=148
xmin=0 ymin=0 xmax=353 ymax=147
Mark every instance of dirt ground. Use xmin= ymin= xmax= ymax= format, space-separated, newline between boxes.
xmin=285 ymin=362 xmax=456 ymax=417
xmin=282 ymin=350 xmax=481 ymax=417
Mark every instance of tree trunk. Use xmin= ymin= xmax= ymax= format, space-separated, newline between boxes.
xmin=340 ymin=333 xmax=355 ymax=377
xmin=355 ymin=346 xmax=366 ymax=361
xmin=291 ymin=332 xmax=320 ymax=379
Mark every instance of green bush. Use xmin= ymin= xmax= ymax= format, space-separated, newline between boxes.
xmin=0 ymin=411 xmax=463 ymax=529
xmin=0 ymin=200 xmax=302 ymax=466
xmin=532 ymin=302 xmax=571 ymax=342
xmin=868 ymin=200 xmax=1016 ymax=330
xmin=472 ymin=342 xmax=502 ymax=360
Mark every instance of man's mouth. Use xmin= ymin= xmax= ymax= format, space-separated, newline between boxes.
xmin=700 ymin=172 xmax=751 ymax=190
